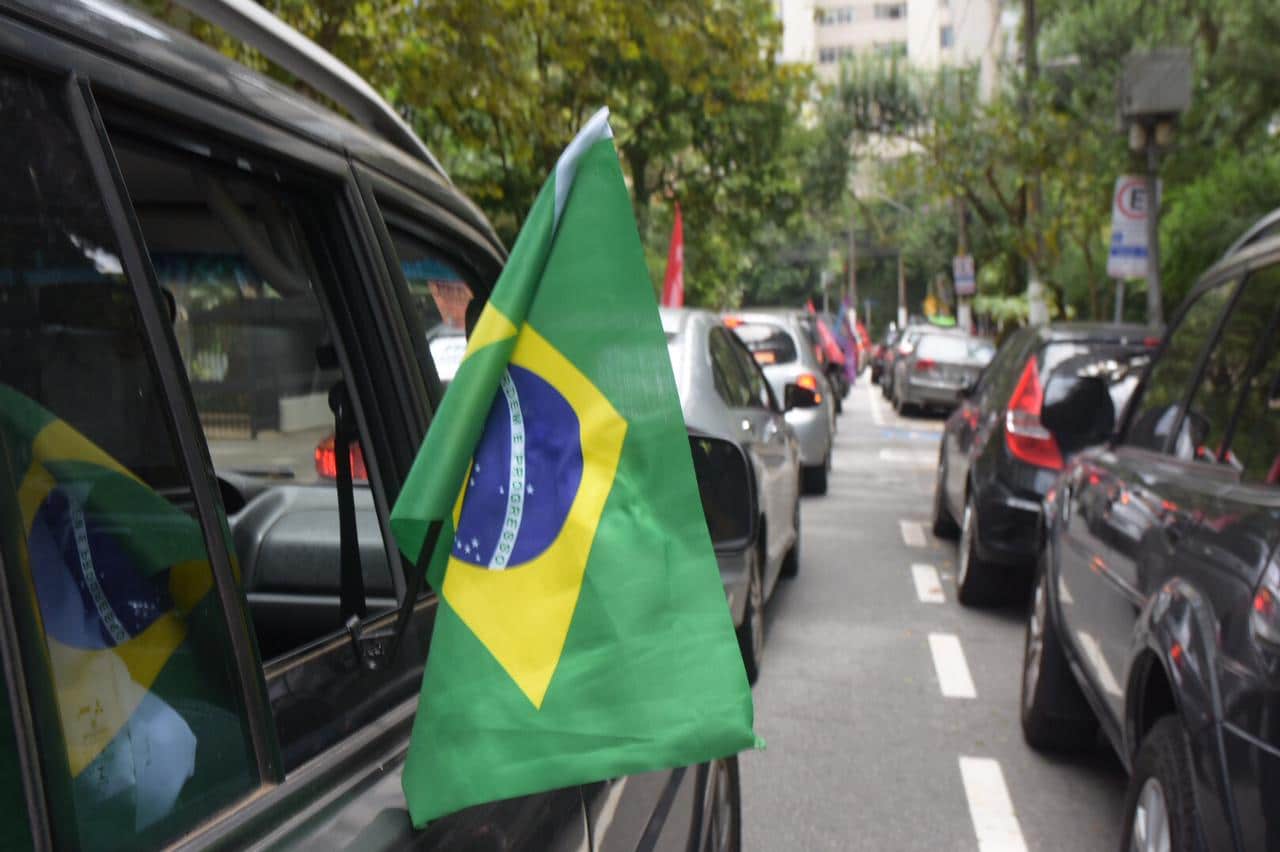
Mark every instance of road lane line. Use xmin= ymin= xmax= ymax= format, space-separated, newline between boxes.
xmin=959 ymin=757 xmax=1028 ymax=852
xmin=899 ymin=520 xmax=927 ymax=548
xmin=911 ymin=563 xmax=944 ymax=603
xmin=867 ymin=383 xmax=885 ymax=425
xmin=928 ymin=633 xmax=976 ymax=699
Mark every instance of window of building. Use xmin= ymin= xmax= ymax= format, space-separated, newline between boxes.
xmin=817 ymin=5 xmax=855 ymax=25
xmin=940 ymin=25 xmax=955 ymax=48
xmin=874 ymin=3 xmax=907 ymax=19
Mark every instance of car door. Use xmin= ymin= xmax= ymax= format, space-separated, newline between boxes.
xmin=944 ymin=330 xmax=1031 ymax=516
xmin=727 ymin=329 xmax=798 ymax=591
xmin=1058 ymin=275 xmax=1240 ymax=730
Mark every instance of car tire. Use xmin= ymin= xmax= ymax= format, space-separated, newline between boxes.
xmin=956 ymin=494 xmax=1000 ymax=606
xmin=781 ymin=499 xmax=801 ymax=578
xmin=1021 ymin=557 xmax=1097 ymax=751
xmin=802 ymin=457 xmax=829 ymax=495
xmin=1121 ymin=717 xmax=1206 ymax=852
xmin=894 ymin=389 xmax=912 ymax=416
xmin=700 ymin=756 xmax=742 ymax=852
xmin=736 ymin=549 xmax=764 ymax=685
xmin=932 ymin=450 xmax=959 ymax=539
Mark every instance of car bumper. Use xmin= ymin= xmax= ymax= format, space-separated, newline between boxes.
xmin=901 ymin=377 xmax=964 ymax=409
xmin=715 ymin=548 xmax=752 ymax=627
xmin=785 ymin=406 xmax=830 ymax=466
xmin=974 ymin=478 xmax=1043 ymax=567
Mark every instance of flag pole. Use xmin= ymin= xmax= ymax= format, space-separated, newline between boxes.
xmin=360 ymin=518 xmax=442 ymax=671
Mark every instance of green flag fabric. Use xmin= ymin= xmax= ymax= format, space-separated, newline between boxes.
xmin=389 ymin=108 xmax=757 ymax=826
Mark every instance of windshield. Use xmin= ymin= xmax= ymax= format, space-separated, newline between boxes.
xmin=732 ymin=321 xmax=798 ymax=365
xmin=916 ymin=334 xmax=996 ymax=363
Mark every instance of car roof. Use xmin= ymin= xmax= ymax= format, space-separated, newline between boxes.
xmin=1035 ymin=322 xmax=1155 ymax=345
xmin=660 ymin=306 xmax=717 ymax=337
xmin=9 ymin=0 xmax=504 ymax=259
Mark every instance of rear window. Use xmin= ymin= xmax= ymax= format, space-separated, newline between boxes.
xmin=916 ymin=334 xmax=995 ymax=363
xmin=732 ymin=322 xmax=798 ymax=365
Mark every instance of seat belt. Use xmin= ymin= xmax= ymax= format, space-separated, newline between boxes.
xmin=329 ymin=380 xmax=366 ymax=622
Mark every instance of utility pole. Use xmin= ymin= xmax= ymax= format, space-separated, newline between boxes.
xmin=1023 ymin=0 xmax=1049 ymax=325
xmin=955 ymin=197 xmax=973 ymax=333
xmin=897 ymin=252 xmax=907 ymax=329
xmin=848 ymin=207 xmax=859 ymax=322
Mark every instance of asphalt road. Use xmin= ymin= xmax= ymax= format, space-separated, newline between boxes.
xmin=740 ymin=378 xmax=1128 ymax=851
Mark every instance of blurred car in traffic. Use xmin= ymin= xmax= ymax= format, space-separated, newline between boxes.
xmin=810 ymin=311 xmax=850 ymax=408
xmin=724 ymin=308 xmax=836 ymax=494
xmin=889 ymin=329 xmax=995 ymax=415
xmin=1024 ymin=221 xmax=1280 ymax=851
xmin=869 ymin=326 xmax=900 ymax=385
xmin=932 ymin=323 xmax=1155 ymax=604
xmin=665 ymin=308 xmax=803 ymax=682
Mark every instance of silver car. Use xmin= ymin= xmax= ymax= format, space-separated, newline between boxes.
xmin=722 ymin=308 xmax=836 ymax=494
xmin=664 ymin=307 xmax=802 ymax=682
xmin=891 ymin=329 xmax=995 ymax=414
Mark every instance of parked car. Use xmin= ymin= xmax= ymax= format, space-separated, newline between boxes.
xmin=879 ymin=323 xmax=928 ymax=401
xmin=0 ymin=2 xmax=738 ymax=850
xmin=889 ymin=329 xmax=995 ymax=415
xmin=869 ymin=326 xmax=900 ymax=384
xmin=724 ymin=309 xmax=836 ymax=494
xmin=933 ymin=323 xmax=1155 ymax=604
xmin=664 ymin=308 xmax=803 ymax=682
xmin=1023 ymin=219 xmax=1280 ymax=851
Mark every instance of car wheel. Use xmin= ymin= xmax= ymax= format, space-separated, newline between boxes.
xmin=802 ymin=459 xmax=828 ymax=495
xmin=781 ymin=499 xmax=801 ymax=578
xmin=736 ymin=549 xmax=764 ymax=684
xmin=894 ymin=389 xmax=912 ymax=416
xmin=932 ymin=450 xmax=959 ymax=539
xmin=1121 ymin=717 xmax=1205 ymax=852
xmin=1021 ymin=557 xmax=1097 ymax=751
xmin=956 ymin=495 xmax=999 ymax=606
xmin=700 ymin=756 xmax=742 ymax=852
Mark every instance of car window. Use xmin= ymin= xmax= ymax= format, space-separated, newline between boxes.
xmin=727 ymin=333 xmax=776 ymax=410
xmin=733 ymin=321 xmax=798 ymax=365
xmin=0 ymin=685 xmax=32 ymax=851
xmin=0 ymin=69 xmax=257 ymax=850
xmin=1217 ymin=266 xmax=1280 ymax=484
xmin=916 ymin=334 xmax=995 ymax=363
xmin=1176 ymin=271 xmax=1280 ymax=466
xmin=976 ymin=330 xmax=1031 ymax=408
xmin=1124 ymin=279 xmax=1239 ymax=453
xmin=382 ymin=213 xmax=476 ymax=387
xmin=708 ymin=327 xmax=753 ymax=408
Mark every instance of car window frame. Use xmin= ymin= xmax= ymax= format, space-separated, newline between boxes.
xmin=708 ymin=326 xmax=754 ymax=408
xmin=726 ymin=331 xmax=777 ymax=411
xmin=1116 ymin=272 xmax=1244 ymax=455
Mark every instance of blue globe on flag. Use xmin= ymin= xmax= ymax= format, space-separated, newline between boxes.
xmin=452 ymin=365 xmax=583 ymax=570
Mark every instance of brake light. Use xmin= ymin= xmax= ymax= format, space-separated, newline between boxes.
xmin=914 ymin=358 xmax=937 ymax=372
xmin=796 ymin=373 xmax=823 ymax=403
xmin=315 ymin=434 xmax=369 ymax=482
xmin=724 ymin=316 xmax=743 ymax=328
xmin=1252 ymin=562 xmax=1280 ymax=648
xmin=1143 ymin=336 xmax=1162 ymax=348
xmin=1004 ymin=358 xmax=1063 ymax=470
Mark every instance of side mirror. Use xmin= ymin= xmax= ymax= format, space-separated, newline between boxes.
xmin=784 ymin=383 xmax=820 ymax=410
xmin=688 ymin=433 xmax=756 ymax=551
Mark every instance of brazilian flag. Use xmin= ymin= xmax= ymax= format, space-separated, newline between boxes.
xmin=390 ymin=108 xmax=757 ymax=825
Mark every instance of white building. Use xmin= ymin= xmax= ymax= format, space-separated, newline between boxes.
xmin=776 ymin=0 xmax=1009 ymax=82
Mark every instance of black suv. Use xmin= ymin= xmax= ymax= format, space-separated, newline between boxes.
xmin=932 ymin=323 xmax=1155 ymax=604
xmin=0 ymin=2 xmax=738 ymax=850
xmin=1024 ymin=214 xmax=1280 ymax=851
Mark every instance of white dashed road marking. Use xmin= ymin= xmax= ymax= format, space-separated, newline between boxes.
xmin=959 ymin=756 xmax=1028 ymax=852
xmin=879 ymin=448 xmax=936 ymax=468
xmin=928 ymin=633 xmax=976 ymax=699
xmin=899 ymin=520 xmax=927 ymax=548
xmin=866 ymin=382 xmax=885 ymax=425
xmin=911 ymin=563 xmax=945 ymax=603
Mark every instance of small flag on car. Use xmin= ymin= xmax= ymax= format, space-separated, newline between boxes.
xmin=390 ymin=107 xmax=757 ymax=827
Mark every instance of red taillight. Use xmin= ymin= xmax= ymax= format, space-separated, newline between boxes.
xmin=1004 ymin=358 xmax=1063 ymax=470
xmin=315 ymin=434 xmax=369 ymax=482
xmin=1252 ymin=563 xmax=1280 ymax=648
xmin=1143 ymin=336 xmax=1162 ymax=348
xmin=796 ymin=372 xmax=824 ymax=403
xmin=914 ymin=358 xmax=937 ymax=372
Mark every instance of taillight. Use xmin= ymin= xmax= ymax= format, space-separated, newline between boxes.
xmin=914 ymin=358 xmax=937 ymax=372
xmin=315 ymin=434 xmax=369 ymax=482
xmin=1004 ymin=358 xmax=1063 ymax=470
xmin=1252 ymin=562 xmax=1280 ymax=648
xmin=797 ymin=373 xmax=824 ymax=403
xmin=723 ymin=316 xmax=743 ymax=329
